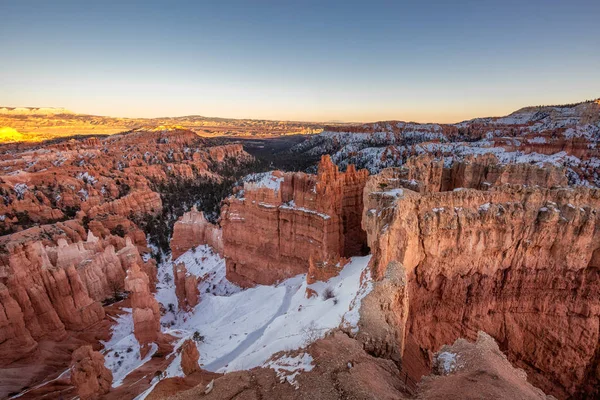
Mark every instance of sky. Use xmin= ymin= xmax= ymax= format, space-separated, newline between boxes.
xmin=1 ymin=0 xmax=599 ymax=123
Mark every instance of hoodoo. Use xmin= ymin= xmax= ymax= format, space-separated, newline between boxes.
xmin=124 ymin=263 xmax=162 ymax=356
xmin=70 ymin=345 xmax=113 ymax=400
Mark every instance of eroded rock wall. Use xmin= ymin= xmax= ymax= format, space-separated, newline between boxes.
xmin=0 ymin=227 xmax=155 ymax=365
xmin=362 ymin=157 xmax=600 ymax=398
xmin=170 ymin=206 xmax=223 ymax=259
xmin=221 ymin=156 xmax=369 ymax=287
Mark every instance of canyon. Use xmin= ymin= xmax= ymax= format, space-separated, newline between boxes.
xmin=360 ymin=156 xmax=599 ymax=398
xmin=0 ymin=99 xmax=598 ymax=399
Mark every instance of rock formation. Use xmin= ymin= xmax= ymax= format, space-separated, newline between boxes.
xmin=207 ymin=143 xmax=251 ymax=163
xmin=418 ymin=332 xmax=553 ymax=400
xmin=295 ymin=99 xmax=599 ymax=187
xmin=221 ymin=156 xmax=369 ymax=287
xmin=180 ymin=339 xmax=200 ymax=376
xmin=0 ymin=224 xmax=158 ymax=365
xmin=156 ymin=331 xmax=552 ymax=400
xmin=125 ymin=263 xmax=161 ymax=356
xmin=173 ymin=262 xmax=200 ymax=311
xmin=0 ymin=126 xmax=257 ymax=398
xmin=0 ymin=127 xmax=253 ymax=237
xmin=70 ymin=345 xmax=113 ymax=400
xmin=0 ymin=282 xmax=37 ymax=364
xmin=170 ymin=206 xmax=223 ymax=259
xmin=361 ymin=156 xmax=600 ymax=398
xmin=85 ymin=189 xmax=162 ymax=218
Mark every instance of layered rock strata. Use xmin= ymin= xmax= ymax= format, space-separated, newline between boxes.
xmin=361 ymin=157 xmax=600 ymax=398
xmin=221 ymin=155 xmax=369 ymax=287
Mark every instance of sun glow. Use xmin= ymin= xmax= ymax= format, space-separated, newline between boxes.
xmin=0 ymin=127 xmax=26 ymax=143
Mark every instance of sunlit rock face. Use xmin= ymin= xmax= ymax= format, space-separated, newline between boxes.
xmin=362 ymin=156 xmax=600 ymax=398
xmin=70 ymin=345 xmax=113 ymax=400
xmin=170 ymin=206 xmax=223 ymax=260
xmin=220 ymin=155 xmax=369 ymax=287
xmin=0 ymin=225 xmax=155 ymax=365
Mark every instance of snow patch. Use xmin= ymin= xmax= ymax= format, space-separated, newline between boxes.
xmin=437 ymin=351 xmax=458 ymax=374
xmin=244 ymin=171 xmax=284 ymax=192
xmin=102 ymin=309 xmax=158 ymax=387
xmin=265 ymin=353 xmax=314 ymax=389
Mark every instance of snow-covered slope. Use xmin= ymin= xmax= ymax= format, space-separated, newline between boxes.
xmin=109 ymin=245 xmax=372 ymax=398
xmin=156 ymin=245 xmax=371 ymax=373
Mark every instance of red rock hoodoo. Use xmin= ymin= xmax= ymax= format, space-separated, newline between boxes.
xmin=180 ymin=339 xmax=200 ymax=376
xmin=0 ymin=228 xmax=155 ymax=365
xmin=70 ymin=345 xmax=113 ymax=400
xmin=221 ymin=155 xmax=369 ymax=287
xmin=124 ymin=263 xmax=162 ymax=356
xmin=173 ymin=262 xmax=200 ymax=311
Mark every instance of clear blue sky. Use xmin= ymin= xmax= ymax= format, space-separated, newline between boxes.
xmin=1 ymin=0 xmax=599 ymax=122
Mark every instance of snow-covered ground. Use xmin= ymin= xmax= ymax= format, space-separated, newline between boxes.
xmin=156 ymin=245 xmax=371 ymax=373
xmin=102 ymin=308 xmax=158 ymax=387
xmin=243 ymin=171 xmax=284 ymax=192
xmin=103 ymin=244 xmax=372 ymax=397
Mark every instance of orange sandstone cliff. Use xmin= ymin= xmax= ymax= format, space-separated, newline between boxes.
xmin=360 ymin=156 xmax=600 ymax=398
xmin=170 ymin=206 xmax=223 ymax=259
xmin=220 ymin=156 xmax=369 ymax=287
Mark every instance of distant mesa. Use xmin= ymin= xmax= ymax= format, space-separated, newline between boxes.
xmin=0 ymin=106 xmax=74 ymax=115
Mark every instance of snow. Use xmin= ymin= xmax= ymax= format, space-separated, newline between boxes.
xmin=76 ymin=171 xmax=98 ymax=185
xmin=376 ymin=188 xmax=404 ymax=198
xmin=13 ymin=183 xmax=28 ymax=199
xmin=527 ymin=136 xmax=547 ymax=144
xmin=102 ymin=308 xmax=158 ymax=387
xmin=280 ymin=202 xmax=332 ymax=219
xmin=156 ymin=246 xmax=372 ymax=376
xmin=78 ymin=188 xmax=89 ymax=201
xmin=437 ymin=351 xmax=458 ymax=374
xmin=244 ymin=171 xmax=284 ymax=192
xmin=479 ymin=203 xmax=491 ymax=212
xmin=265 ymin=353 xmax=314 ymax=389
